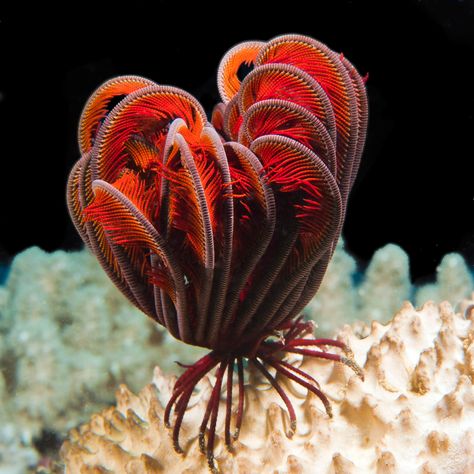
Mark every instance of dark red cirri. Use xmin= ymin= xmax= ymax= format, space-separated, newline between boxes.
xmin=67 ymin=34 xmax=368 ymax=473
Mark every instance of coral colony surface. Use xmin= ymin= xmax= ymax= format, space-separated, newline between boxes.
xmin=61 ymin=298 xmax=474 ymax=473
xmin=0 ymin=250 xmax=473 ymax=473
xmin=65 ymin=33 xmax=368 ymax=472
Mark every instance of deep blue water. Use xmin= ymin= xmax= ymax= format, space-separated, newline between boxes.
xmin=0 ymin=264 xmax=10 ymax=285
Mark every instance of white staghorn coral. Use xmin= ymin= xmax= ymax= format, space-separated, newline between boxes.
xmin=61 ymin=298 xmax=474 ymax=473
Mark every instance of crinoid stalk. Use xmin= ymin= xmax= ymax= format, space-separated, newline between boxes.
xmin=67 ymin=34 xmax=368 ymax=472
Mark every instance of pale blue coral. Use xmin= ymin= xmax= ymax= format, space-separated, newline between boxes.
xmin=0 ymin=243 xmax=472 ymax=473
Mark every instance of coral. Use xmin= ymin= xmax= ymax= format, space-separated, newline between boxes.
xmin=415 ymin=252 xmax=474 ymax=308
xmin=0 ymin=286 xmax=9 ymax=331
xmin=61 ymin=298 xmax=474 ymax=473
xmin=0 ymin=369 xmax=39 ymax=474
xmin=0 ymin=247 xmax=206 ymax=443
xmin=304 ymin=238 xmax=358 ymax=334
xmin=307 ymin=240 xmax=473 ymax=335
xmin=0 ymin=244 xmax=472 ymax=473
xmin=356 ymin=243 xmax=411 ymax=323
xmin=0 ymin=244 xmax=471 ymax=435
xmin=306 ymin=241 xmax=412 ymax=332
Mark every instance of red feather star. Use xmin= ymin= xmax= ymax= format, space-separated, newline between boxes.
xmin=67 ymin=34 xmax=368 ymax=472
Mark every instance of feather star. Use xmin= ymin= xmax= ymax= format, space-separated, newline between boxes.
xmin=67 ymin=34 xmax=368 ymax=473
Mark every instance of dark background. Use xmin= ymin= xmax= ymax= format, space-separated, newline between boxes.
xmin=0 ymin=0 xmax=473 ymax=284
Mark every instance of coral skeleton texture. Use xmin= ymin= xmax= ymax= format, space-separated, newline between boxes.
xmin=0 ymin=245 xmax=472 ymax=472
xmin=0 ymin=245 xmax=472 ymax=474
xmin=61 ymin=298 xmax=474 ymax=473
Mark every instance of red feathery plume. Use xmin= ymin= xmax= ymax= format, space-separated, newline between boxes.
xmin=67 ymin=34 xmax=368 ymax=473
